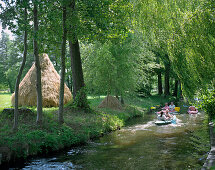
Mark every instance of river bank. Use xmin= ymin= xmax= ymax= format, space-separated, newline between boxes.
xmin=10 ymin=106 xmax=210 ymax=169
xmin=0 ymin=105 xmax=143 ymax=167
xmin=0 ymin=95 xmax=176 ymax=168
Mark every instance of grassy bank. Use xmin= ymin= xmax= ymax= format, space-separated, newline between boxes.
xmin=0 ymin=93 xmax=175 ymax=165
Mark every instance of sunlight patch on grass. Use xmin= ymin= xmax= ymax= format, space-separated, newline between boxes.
xmin=88 ymin=95 xmax=106 ymax=108
xmin=0 ymin=93 xmax=12 ymax=111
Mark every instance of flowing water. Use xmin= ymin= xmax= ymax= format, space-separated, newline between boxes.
xmin=11 ymin=112 xmax=210 ymax=170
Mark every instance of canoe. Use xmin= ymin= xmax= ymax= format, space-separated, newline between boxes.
xmin=155 ymin=120 xmax=172 ymax=125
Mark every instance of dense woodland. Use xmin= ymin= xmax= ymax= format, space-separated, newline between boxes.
xmin=0 ymin=0 xmax=215 ymax=125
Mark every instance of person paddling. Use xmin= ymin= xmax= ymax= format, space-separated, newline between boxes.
xmin=169 ymin=102 xmax=175 ymax=111
xmin=162 ymin=103 xmax=169 ymax=110
xmin=165 ymin=109 xmax=173 ymax=120
xmin=157 ymin=111 xmax=167 ymax=121
xmin=188 ymin=106 xmax=198 ymax=114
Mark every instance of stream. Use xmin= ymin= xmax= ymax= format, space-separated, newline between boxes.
xmin=10 ymin=112 xmax=210 ymax=169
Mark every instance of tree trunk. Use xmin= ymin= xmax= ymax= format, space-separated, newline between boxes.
xmin=67 ymin=74 xmax=71 ymax=91
xmin=7 ymin=79 xmax=13 ymax=93
xmin=121 ymin=95 xmax=124 ymax=105
xmin=178 ymin=81 xmax=182 ymax=99
xmin=158 ymin=70 xmax=162 ymax=95
xmin=33 ymin=1 xmax=43 ymax=124
xmin=58 ymin=3 xmax=67 ymax=124
xmin=164 ymin=62 xmax=170 ymax=96
xmin=13 ymin=7 xmax=28 ymax=131
xmin=69 ymin=0 xmax=88 ymax=108
xmin=115 ymin=95 xmax=119 ymax=100
xmin=69 ymin=40 xmax=85 ymax=98
xmin=173 ymin=79 xmax=178 ymax=97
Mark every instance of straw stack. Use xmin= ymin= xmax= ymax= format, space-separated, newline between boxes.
xmin=11 ymin=53 xmax=72 ymax=107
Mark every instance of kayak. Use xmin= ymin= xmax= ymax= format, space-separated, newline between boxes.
xmin=155 ymin=120 xmax=172 ymax=125
xmin=169 ymin=111 xmax=180 ymax=115
xmin=188 ymin=110 xmax=198 ymax=114
xmin=155 ymin=116 xmax=177 ymax=125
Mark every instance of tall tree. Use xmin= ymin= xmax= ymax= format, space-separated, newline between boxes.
xmin=82 ymin=33 xmax=156 ymax=98
xmin=154 ymin=53 xmax=163 ymax=95
xmin=164 ymin=55 xmax=170 ymax=96
xmin=0 ymin=31 xmax=10 ymax=90
xmin=135 ymin=0 xmax=215 ymax=98
xmin=68 ymin=0 xmax=87 ymax=108
xmin=33 ymin=0 xmax=43 ymax=124
xmin=13 ymin=2 xmax=28 ymax=130
xmin=158 ymin=70 xmax=162 ymax=95
xmin=173 ymin=79 xmax=178 ymax=97
xmin=58 ymin=0 xmax=68 ymax=124
xmin=67 ymin=0 xmax=132 ymax=108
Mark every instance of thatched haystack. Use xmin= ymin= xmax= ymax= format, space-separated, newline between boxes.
xmin=11 ymin=53 xmax=72 ymax=107
xmin=98 ymin=95 xmax=122 ymax=110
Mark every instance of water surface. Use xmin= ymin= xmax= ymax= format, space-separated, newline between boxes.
xmin=12 ymin=112 xmax=210 ymax=169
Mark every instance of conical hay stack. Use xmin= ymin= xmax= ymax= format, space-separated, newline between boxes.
xmin=98 ymin=95 xmax=122 ymax=110
xmin=11 ymin=53 xmax=72 ymax=107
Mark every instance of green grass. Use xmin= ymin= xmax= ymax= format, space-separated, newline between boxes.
xmin=87 ymin=94 xmax=176 ymax=110
xmin=87 ymin=95 xmax=106 ymax=108
xmin=125 ymin=95 xmax=177 ymax=108
xmin=0 ymin=93 xmax=175 ymax=113
xmin=0 ymin=93 xmax=12 ymax=112
xmin=0 ymin=93 xmax=58 ymax=113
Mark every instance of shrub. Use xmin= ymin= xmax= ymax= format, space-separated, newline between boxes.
xmin=200 ymin=90 xmax=215 ymax=120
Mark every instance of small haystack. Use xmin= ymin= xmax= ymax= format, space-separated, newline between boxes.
xmin=98 ymin=95 xmax=122 ymax=110
xmin=11 ymin=53 xmax=72 ymax=107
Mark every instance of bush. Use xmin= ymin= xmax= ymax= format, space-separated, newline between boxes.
xmin=200 ymin=90 xmax=215 ymax=119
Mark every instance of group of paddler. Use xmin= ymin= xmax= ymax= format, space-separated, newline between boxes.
xmin=155 ymin=102 xmax=199 ymax=125
xmin=187 ymin=106 xmax=198 ymax=114
xmin=156 ymin=102 xmax=177 ymax=124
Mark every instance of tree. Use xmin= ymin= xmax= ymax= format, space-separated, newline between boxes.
xmin=173 ymin=79 xmax=179 ymax=97
xmin=67 ymin=0 xmax=132 ymax=108
xmin=164 ymin=55 xmax=170 ymax=96
xmin=168 ymin=0 xmax=215 ymax=98
xmin=0 ymin=31 xmax=12 ymax=92
xmin=13 ymin=1 xmax=28 ymax=130
xmin=58 ymin=0 xmax=68 ymax=124
xmin=33 ymin=0 xmax=43 ymax=124
xmin=82 ymin=33 xmax=156 ymax=98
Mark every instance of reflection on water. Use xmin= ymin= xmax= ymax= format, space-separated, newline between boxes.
xmin=14 ymin=112 xmax=210 ymax=170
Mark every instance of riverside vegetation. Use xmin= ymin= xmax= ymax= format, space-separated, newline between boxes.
xmin=0 ymin=93 xmax=176 ymax=165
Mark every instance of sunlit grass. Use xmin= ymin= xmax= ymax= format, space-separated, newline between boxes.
xmin=0 ymin=93 xmax=59 ymax=114
xmin=88 ymin=95 xmax=106 ymax=108
xmin=0 ymin=93 xmax=12 ymax=112
xmin=0 ymin=93 xmax=176 ymax=113
xmin=125 ymin=95 xmax=176 ymax=108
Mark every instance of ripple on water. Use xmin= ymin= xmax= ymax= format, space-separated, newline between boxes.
xmin=23 ymin=159 xmax=79 ymax=170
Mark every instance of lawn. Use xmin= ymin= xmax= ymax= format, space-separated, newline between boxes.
xmin=0 ymin=93 xmax=12 ymax=112
xmin=0 ymin=93 xmax=176 ymax=112
xmin=125 ymin=95 xmax=176 ymax=108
